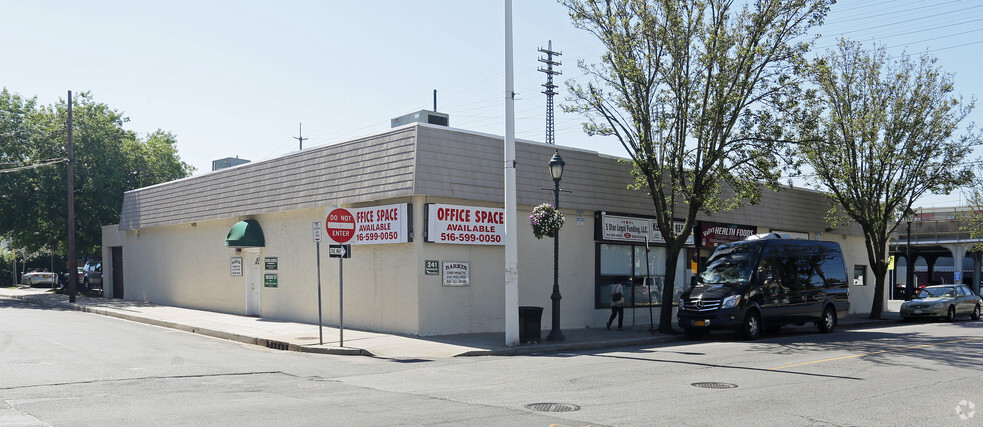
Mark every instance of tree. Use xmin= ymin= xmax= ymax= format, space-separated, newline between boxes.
xmin=0 ymin=89 xmax=195 ymax=262
xmin=561 ymin=0 xmax=831 ymax=332
xmin=799 ymin=39 xmax=978 ymax=318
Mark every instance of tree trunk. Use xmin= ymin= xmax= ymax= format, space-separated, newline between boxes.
xmin=866 ymin=233 xmax=889 ymax=319
xmin=659 ymin=239 xmax=683 ymax=333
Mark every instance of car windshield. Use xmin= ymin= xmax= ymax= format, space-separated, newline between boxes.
xmin=918 ymin=287 xmax=955 ymax=298
xmin=699 ymin=245 xmax=760 ymax=286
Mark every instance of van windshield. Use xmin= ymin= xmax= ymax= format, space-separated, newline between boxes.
xmin=699 ymin=246 xmax=759 ymax=286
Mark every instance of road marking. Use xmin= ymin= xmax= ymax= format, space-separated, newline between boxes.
xmin=769 ymin=337 xmax=983 ymax=370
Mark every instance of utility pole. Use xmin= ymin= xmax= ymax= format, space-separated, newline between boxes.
xmin=294 ymin=123 xmax=308 ymax=150
xmin=67 ymin=90 xmax=77 ymax=303
xmin=538 ymin=40 xmax=561 ymax=145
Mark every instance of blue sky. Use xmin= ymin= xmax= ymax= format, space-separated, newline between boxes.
xmin=2 ymin=0 xmax=981 ymax=207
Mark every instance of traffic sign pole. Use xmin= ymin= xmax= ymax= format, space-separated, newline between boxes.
xmin=325 ymin=208 xmax=354 ymax=348
xmin=313 ymin=222 xmax=323 ymax=345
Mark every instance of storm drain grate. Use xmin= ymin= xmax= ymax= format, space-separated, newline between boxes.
xmin=692 ymin=382 xmax=738 ymax=389
xmin=266 ymin=340 xmax=290 ymax=351
xmin=525 ymin=403 xmax=581 ymax=412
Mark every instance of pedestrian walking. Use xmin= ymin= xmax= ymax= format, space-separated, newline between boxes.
xmin=607 ymin=282 xmax=625 ymax=330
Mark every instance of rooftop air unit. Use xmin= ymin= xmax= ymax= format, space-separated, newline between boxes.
xmin=391 ymin=109 xmax=449 ymax=128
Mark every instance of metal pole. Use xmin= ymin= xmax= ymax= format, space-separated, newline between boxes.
xmin=646 ymin=236 xmax=654 ymax=333
xmin=316 ymin=241 xmax=322 ymax=345
xmin=906 ymin=220 xmax=913 ymax=300
xmin=547 ymin=175 xmax=564 ymax=341
xmin=503 ymin=0 xmax=520 ymax=347
xmin=339 ymin=257 xmax=344 ymax=347
xmin=67 ymin=90 xmax=77 ymax=303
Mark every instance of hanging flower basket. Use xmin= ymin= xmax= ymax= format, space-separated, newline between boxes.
xmin=529 ymin=203 xmax=564 ymax=239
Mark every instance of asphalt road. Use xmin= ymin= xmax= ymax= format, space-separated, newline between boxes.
xmin=2 ymin=297 xmax=981 ymax=426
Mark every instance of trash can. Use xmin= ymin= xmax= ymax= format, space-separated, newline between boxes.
xmin=518 ymin=306 xmax=544 ymax=344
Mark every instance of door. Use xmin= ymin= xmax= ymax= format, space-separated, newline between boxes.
xmin=111 ymin=246 xmax=123 ymax=299
xmin=244 ymin=249 xmax=261 ymax=316
xmin=757 ymin=257 xmax=786 ymax=325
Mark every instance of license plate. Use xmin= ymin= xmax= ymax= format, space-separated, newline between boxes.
xmin=913 ymin=309 xmax=922 ymax=314
xmin=694 ymin=320 xmax=706 ymax=327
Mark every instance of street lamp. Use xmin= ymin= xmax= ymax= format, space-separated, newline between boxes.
xmin=904 ymin=208 xmax=916 ymax=301
xmin=547 ymin=150 xmax=565 ymax=341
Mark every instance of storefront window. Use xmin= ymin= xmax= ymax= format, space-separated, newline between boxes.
xmin=598 ymin=243 xmax=693 ymax=308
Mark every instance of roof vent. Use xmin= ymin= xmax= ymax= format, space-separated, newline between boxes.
xmin=391 ymin=110 xmax=449 ymax=128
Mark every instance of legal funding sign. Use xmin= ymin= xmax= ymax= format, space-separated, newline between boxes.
xmin=600 ymin=213 xmax=694 ymax=245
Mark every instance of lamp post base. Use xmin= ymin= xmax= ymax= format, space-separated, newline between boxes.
xmin=546 ymin=292 xmax=564 ymax=341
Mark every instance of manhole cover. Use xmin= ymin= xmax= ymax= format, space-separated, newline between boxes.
xmin=525 ymin=403 xmax=581 ymax=412
xmin=691 ymin=382 xmax=738 ymax=389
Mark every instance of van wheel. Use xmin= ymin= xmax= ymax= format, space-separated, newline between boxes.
xmin=741 ymin=311 xmax=761 ymax=340
xmin=972 ymin=304 xmax=981 ymax=321
xmin=945 ymin=306 xmax=956 ymax=322
xmin=818 ymin=306 xmax=836 ymax=333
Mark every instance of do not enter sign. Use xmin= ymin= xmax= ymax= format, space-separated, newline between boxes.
xmin=325 ymin=208 xmax=355 ymax=243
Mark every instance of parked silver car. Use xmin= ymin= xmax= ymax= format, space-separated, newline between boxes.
xmin=22 ymin=270 xmax=57 ymax=287
xmin=900 ymin=285 xmax=982 ymax=322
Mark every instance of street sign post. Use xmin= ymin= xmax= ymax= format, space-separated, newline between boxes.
xmin=325 ymin=208 xmax=354 ymax=347
xmin=313 ymin=222 xmax=323 ymax=345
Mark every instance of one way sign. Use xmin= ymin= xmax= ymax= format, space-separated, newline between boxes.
xmin=328 ymin=244 xmax=351 ymax=259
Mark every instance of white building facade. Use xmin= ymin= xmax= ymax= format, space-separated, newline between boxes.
xmin=102 ymin=123 xmax=877 ymax=336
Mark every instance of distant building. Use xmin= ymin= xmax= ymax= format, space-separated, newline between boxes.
xmin=212 ymin=156 xmax=250 ymax=171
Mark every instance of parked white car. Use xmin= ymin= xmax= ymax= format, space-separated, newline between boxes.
xmin=22 ymin=270 xmax=57 ymax=287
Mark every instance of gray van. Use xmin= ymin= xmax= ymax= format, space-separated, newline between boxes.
xmin=677 ymin=234 xmax=850 ymax=340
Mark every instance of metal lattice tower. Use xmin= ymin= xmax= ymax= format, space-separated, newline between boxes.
xmin=538 ymin=40 xmax=561 ymax=145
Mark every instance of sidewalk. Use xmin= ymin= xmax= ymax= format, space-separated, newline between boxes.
xmin=0 ymin=286 xmax=902 ymax=359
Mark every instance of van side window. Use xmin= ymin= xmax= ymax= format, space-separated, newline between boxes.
xmin=815 ymin=252 xmax=848 ymax=288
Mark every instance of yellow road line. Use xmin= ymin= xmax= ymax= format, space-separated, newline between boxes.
xmin=769 ymin=337 xmax=983 ymax=370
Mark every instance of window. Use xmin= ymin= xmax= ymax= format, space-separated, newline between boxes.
xmin=597 ymin=243 xmax=692 ymax=308
xmin=853 ymin=265 xmax=866 ymax=287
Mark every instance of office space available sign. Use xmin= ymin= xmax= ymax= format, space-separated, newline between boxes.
xmin=331 ymin=203 xmax=409 ymax=245
xmin=427 ymin=204 xmax=505 ymax=245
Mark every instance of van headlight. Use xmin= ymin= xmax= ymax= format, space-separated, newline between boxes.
xmin=722 ymin=295 xmax=741 ymax=309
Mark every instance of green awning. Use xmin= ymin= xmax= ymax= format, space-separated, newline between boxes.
xmin=225 ymin=219 xmax=265 ymax=247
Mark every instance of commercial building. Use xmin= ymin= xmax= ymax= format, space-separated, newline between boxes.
xmin=101 ymin=121 xmax=876 ymax=336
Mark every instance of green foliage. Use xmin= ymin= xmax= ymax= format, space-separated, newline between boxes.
xmin=0 ymin=89 xmax=195 ymax=258
xmin=561 ymin=0 xmax=831 ymax=330
xmin=959 ymin=165 xmax=983 ymax=251
xmin=799 ymin=39 xmax=979 ymax=316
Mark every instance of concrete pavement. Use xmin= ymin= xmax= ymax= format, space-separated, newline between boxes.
xmin=1 ymin=286 xmax=903 ymax=359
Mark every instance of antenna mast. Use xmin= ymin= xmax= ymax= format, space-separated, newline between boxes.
xmin=538 ymin=40 xmax=561 ymax=145
xmin=294 ymin=123 xmax=308 ymax=150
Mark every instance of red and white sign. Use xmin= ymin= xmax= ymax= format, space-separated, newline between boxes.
xmin=427 ymin=203 xmax=505 ymax=245
xmin=350 ymin=203 xmax=408 ymax=244
xmin=325 ymin=208 xmax=355 ymax=243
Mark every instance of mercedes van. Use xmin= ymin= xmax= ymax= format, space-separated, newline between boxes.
xmin=677 ymin=234 xmax=850 ymax=340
